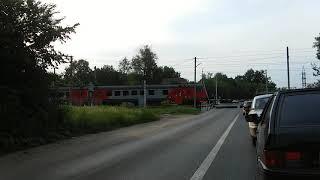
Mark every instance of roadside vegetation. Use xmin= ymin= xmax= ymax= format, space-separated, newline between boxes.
xmin=64 ymin=106 xmax=157 ymax=133
xmin=0 ymin=105 xmax=200 ymax=154
xmin=63 ymin=105 xmax=200 ymax=134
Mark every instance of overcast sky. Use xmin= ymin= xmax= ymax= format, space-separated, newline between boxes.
xmin=46 ymin=0 xmax=320 ymax=88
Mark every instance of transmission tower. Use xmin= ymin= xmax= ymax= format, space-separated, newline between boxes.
xmin=302 ymin=66 xmax=306 ymax=88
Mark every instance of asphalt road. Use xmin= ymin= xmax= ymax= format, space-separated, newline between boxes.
xmin=0 ymin=108 xmax=257 ymax=180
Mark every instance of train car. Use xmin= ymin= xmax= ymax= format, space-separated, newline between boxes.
xmin=53 ymin=84 xmax=208 ymax=106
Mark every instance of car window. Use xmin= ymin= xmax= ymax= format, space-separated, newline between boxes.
xmin=254 ymin=97 xmax=270 ymax=110
xmin=261 ymin=96 xmax=273 ymax=125
xmin=131 ymin=90 xmax=137 ymax=95
xmin=280 ymin=93 xmax=320 ymax=127
xmin=244 ymin=101 xmax=252 ymax=107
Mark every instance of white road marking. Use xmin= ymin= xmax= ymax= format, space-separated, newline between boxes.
xmin=190 ymin=114 xmax=239 ymax=180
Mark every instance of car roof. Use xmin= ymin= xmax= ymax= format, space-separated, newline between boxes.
xmin=278 ymin=88 xmax=320 ymax=94
xmin=253 ymin=93 xmax=273 ymax=99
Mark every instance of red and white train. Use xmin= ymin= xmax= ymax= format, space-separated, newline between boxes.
xmin=54 ymin=84 xmax=209 ymax=106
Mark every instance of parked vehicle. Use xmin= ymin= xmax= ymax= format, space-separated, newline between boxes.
xmin=232 ymin=100 xmax=239 ymax=103
xmin=239 ymin=100 xmax=245 ymax=108
xmin=252 ymin=88 xmax=320 ymax=180
xmin=242 ymin=100 xmax=252 ymax=116
xmin=246 ymin=94 xmax=272 ymax=144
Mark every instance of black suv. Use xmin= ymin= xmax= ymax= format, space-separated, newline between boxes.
xmin=251 ymin=89 xmax=320 ymax=180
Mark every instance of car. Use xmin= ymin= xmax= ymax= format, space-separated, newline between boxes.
xmin=232 ymin=100 xmax=239 ymax=103
xmin=242 ymin=100 xmax=252 ymax=116
xmin=246 ymin=94 xmax=273 ymax=144
xmin=252 ymin=88 xmax=320 ymax=180
xmin=239 ymin=99 xmax=245 ymax=108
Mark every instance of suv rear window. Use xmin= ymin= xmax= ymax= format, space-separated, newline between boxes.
xmin=280 ymin=93 xmax=320 ymax=126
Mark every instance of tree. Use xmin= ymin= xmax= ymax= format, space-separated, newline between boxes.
xmin=307 ymin=81 xmax=320 ymax=88
xmin=152 ymin=66 xmax=181 ymax=84
xmin=95 ymin=65 xmax=126 ymax=85
xmin=313 ymin=34 xmax=320 ymax=76
xmin=0 ymin=0 xmax=78 ymax=137
xmin=131 ymin=45 xmax=158 ymax=83
xmin=118 ymin=57 xmax=131 ymax=74
xmin=64 ymin=59 xmax=93 ymax=86
xmin=203 ymin=69 xmax=277 ymax=100
xmin=243 ymin=69 xmax=266 ymax=84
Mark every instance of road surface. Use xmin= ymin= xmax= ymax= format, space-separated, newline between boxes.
xmin=0 ymin=108 xmax=257 ymax=180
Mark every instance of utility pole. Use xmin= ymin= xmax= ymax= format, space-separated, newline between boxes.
xmin=215 ymin=75 xmax=218 ymax=104
xmin=265 ymin=69 xmax=268 ymax=93
xmin=286 ymin=47 xmax=290 ymax=89
xmin=194 ymin=57 xmax=197 ymax=108
xmin=94 ymin=66 xmax=97 ymax=83
xmin=53 ymin=67 xmax=56 ymax=87
xmin=143 ymin=79 xmax=146 ymax=107
xmin=201 ymin=68 xmax=204 ymax=80
xmin=143 ymin=70 xmax=147 ymax=108
xmin=302 ymin=66 xmax=306 ymax=88
xmin=201 ymin=70 xmax=210 ymax=110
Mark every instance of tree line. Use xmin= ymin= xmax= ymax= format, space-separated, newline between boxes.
xmin=202 ymin=70 xmax=277 ymax=100
xmin=53 ymin=45 xmax=182 ymax=87
xmin=53 ymin=46 xmax=277 ymax=100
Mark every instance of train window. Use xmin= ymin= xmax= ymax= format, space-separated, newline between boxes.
xmin=123 ymin=91 xmax=129 ymax=96
xmin=140 ymin=90 xmax=144 ymax=95
xmin=131 ymin=90 xmax=137 ymax=95
xmin=162 ymin=90 xmax=168 ymax=95
xmin=114 ymin=91 xmax=121 ymax=96
xmin=148 ymin=90 xmax=155 ymax=95
xmin=106 ymin=91 xmax=112 ymax=96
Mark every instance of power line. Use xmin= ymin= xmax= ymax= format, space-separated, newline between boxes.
xmin=198 ymin=54 xmax=284 ymax=60
xmin=170 ymin=58 xmax=195 ymax=67
xmin=198 ymin=55 xmax=284 ymax=62
xmin=213 ymin=48 xmax=314 ymax=54
xmin=197 ymin=50 xmax=315 ymax=60
xmin=202 ymin=61 xmax=312 ymax=66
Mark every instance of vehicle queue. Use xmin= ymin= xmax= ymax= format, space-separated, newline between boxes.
xmin=242 ymin=88 xmax=320 ymax=180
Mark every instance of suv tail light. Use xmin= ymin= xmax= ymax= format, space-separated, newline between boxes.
xmin=263 ymin=150 xmax=284 ymax=168
xmin=263 ymin=150 xmax=302 ymax=168
xmin=285 ymin=152 xmax=301 ymax=161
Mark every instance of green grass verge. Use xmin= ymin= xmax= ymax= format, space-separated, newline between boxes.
xmin=0 ymin=105 xmax=200 ymax=154
xmin=63 ymin=106 xmax=156 ymax=133
xmin=145 ymin=105 xmax=201 ymax=115
xmin=63 ymin=105 xmax=200 ymax=134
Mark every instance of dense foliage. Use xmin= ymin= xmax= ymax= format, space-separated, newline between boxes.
xmin=203 ymin=69 xmax=277 ymax=99
xmin=312 ymin=34 xmax=320 ymax=84
xmin=62 ymin=46 xmax=182 ymax=86
xmin=309 ymin=33 xmax=320 ymax=87
xmin=0 ymin=0 xmax=78 ymax=141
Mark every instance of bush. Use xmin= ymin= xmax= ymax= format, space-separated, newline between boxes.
xmin=62 ymin=106 xmax=160 ymax=134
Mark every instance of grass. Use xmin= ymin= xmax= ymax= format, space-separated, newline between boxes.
xmin=63 ymin=105 xmax=200 ymax=134
xmin=63 ymin=106 xmax=158 ymax=133
xmin=145 ymin=105 xmax=200 ymax=116
xmin=0 ymin=105 xmax=200 ymax=154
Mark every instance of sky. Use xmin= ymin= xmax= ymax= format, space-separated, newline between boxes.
xmin=45 ymin=0 xmax=320 ymax=88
